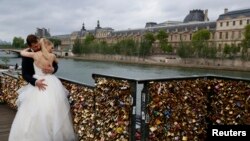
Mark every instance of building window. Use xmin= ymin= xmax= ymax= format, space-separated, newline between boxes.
xmin=239 ymin=31 xmax=242 ymax=39
xmin=226 ymin=21 xmax=229 ymax=26
xmin=171 ymin=35 xmax=173 ymax=41
xmin=190 ymin=34 xmax=192 ymax=40
xmin=233 ymin=21 xmax=236 ymax=26
xmin=219 ymin=32 xmax=222 ymax=39
xmin=247 ymin=19 xmax=250 ymax=24
xmin=232 ymin=31 xmax=235 ymax=39
xmin=219 ymin=44 xmax=222 ymax=48
xmin=220 ymin=22 xmax=223 ymax=27
xmin=240 ymin=20 xmax=242 ymax=25
xmin=184 ymin=35 xmax=187 ymax=40
xmin=225 ymin=32 xmax=228 ymax=39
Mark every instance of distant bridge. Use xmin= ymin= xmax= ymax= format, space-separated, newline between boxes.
xmin=0 ymin=49 xmax=21 ymax=53
xmin=0 ymin=49 xmax=71 ymax=57
xmin=0 ymin=49 xmax=21 ymax=57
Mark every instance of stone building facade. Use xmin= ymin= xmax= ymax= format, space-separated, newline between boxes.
xmin=215 ymin=8 xmax=250 ymax=48
xmin=52 ymin=8 xmax=250 ymax=54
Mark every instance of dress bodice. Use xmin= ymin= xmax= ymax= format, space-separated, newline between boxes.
xmin=33 ymin=63 xmax=46 ymax=76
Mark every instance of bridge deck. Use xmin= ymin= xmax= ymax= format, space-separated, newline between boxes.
xmin=0 ymin=104 xmax=16 ymax=141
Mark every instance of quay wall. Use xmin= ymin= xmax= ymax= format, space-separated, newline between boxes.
xmin=65 ymin=54 xmax=250 ymax=72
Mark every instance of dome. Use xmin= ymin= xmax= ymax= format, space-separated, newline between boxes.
xmin=145 ymin=22 xmax=157 ymax=28
xmin=184 ymin=9 xmax=205 ymax=23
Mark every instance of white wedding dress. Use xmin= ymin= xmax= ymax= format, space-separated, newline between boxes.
xmin=9 ymin=63 xmax=76 ymax=141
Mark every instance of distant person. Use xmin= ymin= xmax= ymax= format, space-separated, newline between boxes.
xmin=8 ymin=35 xmax=76 ymax=141
xmin=15 ymin=63 xmax=18 ymax=70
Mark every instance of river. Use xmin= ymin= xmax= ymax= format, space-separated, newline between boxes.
xmin=3 ymin=55 xmax=250 ymax=86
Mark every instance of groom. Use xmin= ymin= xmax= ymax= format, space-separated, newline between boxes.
xmin=21 ymin=34 xmax=58 ymax=90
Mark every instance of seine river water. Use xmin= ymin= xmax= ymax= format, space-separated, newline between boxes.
xmin=3 ymin=55 xmax=250 ymax=86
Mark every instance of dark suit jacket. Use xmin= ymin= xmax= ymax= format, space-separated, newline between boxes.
xmin=21 ymin=53 xmax=58 ymax=86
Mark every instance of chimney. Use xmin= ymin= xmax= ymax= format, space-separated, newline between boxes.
xmin=224 ymin=8 xmax=228 ymax=14
xmin=204 ymin=9 xmax=209 ymax=21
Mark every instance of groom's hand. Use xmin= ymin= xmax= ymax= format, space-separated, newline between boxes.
xmin=42 ymin=66 xmax=54 ymax=74
xmin=35 ymin=79 xmax=47 ymax=91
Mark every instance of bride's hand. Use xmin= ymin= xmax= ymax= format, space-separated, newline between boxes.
xmin=42 ymin=65 xmax=54 ymax=74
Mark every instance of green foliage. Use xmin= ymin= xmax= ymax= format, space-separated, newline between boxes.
xmin=143 ymin=32 xmax=155 ymax=44
xmin=223 ymin=44 xmax=231 ymax=56
xmin=206 ymin=42 xmax=217 ymax=59
xmin=204 ymin=46 xmax=217 ymax=59
xmin=177 ymin=42 xmax=194 ymax=58
xmin=139 ymin=40 xmax=152 ymax=57
xmin=12 ymin=37 xmax=25 ymax=48
xmin=192 ymin=29 xmax=210 ymax=41
xmin=0 ymin=44 xmax=13 ymax=48
xmin=243 ymin=24 xmax=250 ymax=40
xmin=241 ymin=24 xmax=250 ymax=60
xmin=161 ymin=42 xmax=173 ymax=53
xmin=72 ymin=38 xmax=82 ymax=54
xmin=1 ymin=57 xmax=9 ymax=67
xmin=192 ymin=29 xmax=211 ymax=57
xmin=156 ymin=30 xmax=168 ymax=42
xmin=110 ymin=39 xmax=138 ymax=55
xmin=84 ymin=34 xmax=95 ymax=45
xmin=223 ymin=44 xmax=240 ymax=59
xmin=156 ymin=30 xmax=172 ymax=53
xmin=48 ymin=38 xmax=61 ymax=47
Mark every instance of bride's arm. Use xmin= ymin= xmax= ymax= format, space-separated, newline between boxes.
xmin=52 ymin=54 xmax=58 ymax=63
xmin=20 ymin=48 xmax=35 ymax=58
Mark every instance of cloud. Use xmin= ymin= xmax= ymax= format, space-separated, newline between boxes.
xmin=0 ymin=0 xmax=249 ymax=42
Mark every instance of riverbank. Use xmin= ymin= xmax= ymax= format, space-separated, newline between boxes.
xmin=64 ymin=54 xmax=250 ymax=72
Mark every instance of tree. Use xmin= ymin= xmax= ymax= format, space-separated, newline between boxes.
xmin=48 ymin=38 xmax=61 ymax=48
xmin=72 ymin=38 xmax=82 ymax=54
xmin=177 ymin=41 xmax=194 ymax=63
xmin=1 ymin=57 xmax=9 ymax=67
xmin=156 ymin=30 xmax=172 ymax=53
xmin=139 ymin=40 xmax=152 ymax=58
xmin=139 ymin=32 xmax=155 ymax=57
xmin=241 ymin=24 xmax=250 ymax=60
xmin=84 ymin=34 xmax=95 ymax=45
xmin=161 ymin=42 xmax=173 ymax=53
xmin=206 ymin=43 xmax=217 ymax=59
xmin=143 ymin=32 xmax=155 ymax=45
xmin=223 ymin=44 xmax=231 ymax=58
xmin=192 ymin=29 xmax=210 ymax=58
xmin=12 ymin=37 xmax=25 ymax=48
xmin=156 ymin=30 xmax=168 ymax=42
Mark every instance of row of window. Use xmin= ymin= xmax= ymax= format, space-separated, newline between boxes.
xmin=168 ymin=31 xmax=242 ymax=41
xmin=219 ymin=31 xmax=242 ymax=40
xmin=219 ymin=19 xmax=250 ymax=27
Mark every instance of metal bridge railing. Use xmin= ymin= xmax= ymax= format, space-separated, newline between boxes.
xmin=1 ymin=72 xmax=250 ymax=141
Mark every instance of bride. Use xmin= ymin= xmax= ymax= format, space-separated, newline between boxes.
xmin=8 ymin=38 xmax=76 ymax=141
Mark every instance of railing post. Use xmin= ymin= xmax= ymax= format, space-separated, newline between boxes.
xmin=130 ymin=80 xmax=137 ymax=141
xmin=0 ymin=75 xmax=4 ymax=104
xmin=140 ymin=82 xmax=149 ymax=141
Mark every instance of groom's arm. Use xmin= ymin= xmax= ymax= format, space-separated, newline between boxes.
xmin=52 ymin=61 xmax=58 ymax=74
xmin=21 ymin=57 xmax=37 ymax=86
xmin=41 ymin=61 xmax=58 ymax=74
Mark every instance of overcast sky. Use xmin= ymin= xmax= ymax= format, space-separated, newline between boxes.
xmin=0 ymin=0 xmax=250 ymax=42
